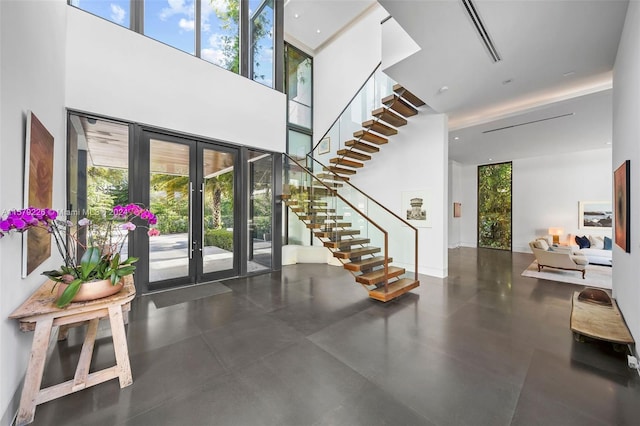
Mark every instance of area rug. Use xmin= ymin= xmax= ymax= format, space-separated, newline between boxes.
xmin=521 ymin=261 xmax=612 ymax=289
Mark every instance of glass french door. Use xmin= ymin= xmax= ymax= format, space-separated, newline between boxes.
xmin=144 ymin=131 xmax=239 ymax=290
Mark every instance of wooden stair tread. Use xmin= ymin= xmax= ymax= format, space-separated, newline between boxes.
xmin=324 ymin=166 xmax=357 ymax=175
xmin=307 ymin=222 xmax=351 ymax=229
xmin=372 ymin=107 xmax=408 ymax=127
xmin=345 ymin=140 xmax=380 ymax=153
xmin=356 ymin=266 xmax=405 ymax=285
xmin=330 ymin=158 xmax=365 ymax=168
xmin=393 ymin=84 xmax=426 ymax=107
xmin=368 ymin=278 xmax=420 ymax=302
xmin=324 ymin=238 xmax=370 ymax=249
xmin=317 ymin=173 xmax=350 ymax=182
xmin=333 ymin=246 xmax=381 ymax=259
xmin=301 ymin=215 xmax=344 ymax=221
xmin=353 ymin=130 xmax=388 ymax=145
xmin=336 ymin=149 xmax=371 ymax=161
xmin=315 ymin=229 xmax=361 ymax=239
xmin=382 ymin=94 xmax=418 ymax=117
xmin=362 ymin=120 xmax=398 ymax=136
xmin=344 ymin=256 xmax=392 ymax=272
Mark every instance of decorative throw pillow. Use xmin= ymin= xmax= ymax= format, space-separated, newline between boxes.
xmin=589 ymin=235 xmax=604 ymax=249
xmin=575 ymin=235 xmax=590 ymax=249
xmin=536 ymin=238 xmax=550 ymax=251
xmin=604 ymin=236 xmax=612 ymax=250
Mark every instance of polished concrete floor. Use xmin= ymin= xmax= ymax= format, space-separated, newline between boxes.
xmin=32 ymin=248 xmax=640 ymax=425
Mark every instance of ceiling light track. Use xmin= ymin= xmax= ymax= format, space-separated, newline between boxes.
xmin=461 ymin=0 xmax=501 ymax=63
xmin=482 ymin=113 xmax=575 ymax=134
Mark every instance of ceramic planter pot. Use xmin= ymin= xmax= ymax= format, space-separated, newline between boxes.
xmin=57 ymin=278 xmax=124 ymax=303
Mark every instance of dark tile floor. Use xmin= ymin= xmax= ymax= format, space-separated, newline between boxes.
xmin=32 ymin=248 xmax=640 ymax=425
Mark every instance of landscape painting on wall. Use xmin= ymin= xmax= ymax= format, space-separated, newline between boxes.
xmin=579 ymin=201 xmax=612 ymax=230
xmin=614 ymin=160 xmax=630 ymax=252
xmin=23 ymin=111 xmax=54 ymax=276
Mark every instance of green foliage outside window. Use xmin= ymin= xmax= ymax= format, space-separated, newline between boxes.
xmin=478 ymin=162 xmax=512 ymax=250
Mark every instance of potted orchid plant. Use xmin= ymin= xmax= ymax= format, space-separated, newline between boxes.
xmin=0 ymin=203 xmax=159 ymax=307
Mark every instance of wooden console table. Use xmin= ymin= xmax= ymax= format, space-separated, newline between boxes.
xmin=9 ymin=276 xmax=136 ymax=426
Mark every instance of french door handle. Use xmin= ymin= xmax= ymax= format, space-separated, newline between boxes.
xmin=188 ymin=181 xmax=194 ymax=259
xmin=201 ymin=183 xmax=205 ymax=253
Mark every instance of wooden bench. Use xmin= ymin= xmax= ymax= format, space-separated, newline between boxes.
xmin=9 ymin=276 xmax=135 ymax=426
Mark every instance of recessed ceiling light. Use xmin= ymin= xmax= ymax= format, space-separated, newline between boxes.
xmin=454 ymin=136 xmax=460 ymax=140
xmin=502 ymin=78 xmax=514 ymax=85
xmin=294 ymin=13 xmax=299 ymax=19
xmin=488 ymin=158 xmax=493 ymax=161
xmin=316 ymin=29 xmax=321 ymax=34
xmin=563 ymin=71 xmax=576 ymax=77
xmin=438 ymin=85 xmax=449 ymax=94
xmin=606 ymin=141 xmax=612 ymax=145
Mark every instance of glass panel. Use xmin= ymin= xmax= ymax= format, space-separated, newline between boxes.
xmin=286 ymin=46 xmax=312 ymax=129
xmin=251 ymin=0 xmax=274 ymax=87
xmin=478 ymin=162 xmax=512 ymax=250
xmin=70 ymin=0 xmax=130 ymax=28
xmin=248 ymin=151 xmax=272 ymax=272
xmin=68 ymin=114 xmax=130 ymax=261
xmin=286 ymin=131 xmax=312 ymax=245
xmin=202 ymin=147 xmax=235 ymax=274
xmin=287 ymin=130 xmax=311 ymax=162
xmin=149 ymin=140 xmax=191 ymax=281
xmin=144 ymin=0 xmax=196 ymax=54
xmin=201 ymin=0 xmax=240 ymax=72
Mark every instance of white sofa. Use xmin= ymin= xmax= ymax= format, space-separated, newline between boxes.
xmin=529 ymin=239 xmax=589 ymax=278
xmin=566 ymin=234 xmax=613 ymax=266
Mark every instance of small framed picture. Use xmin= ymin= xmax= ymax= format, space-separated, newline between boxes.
xmin=318 ymin=137 xmax=330 ymax=155
xmin=453 ymin=202 xmax=461 ymax=218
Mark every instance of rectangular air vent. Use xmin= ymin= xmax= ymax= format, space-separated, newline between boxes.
xmin=482 ymin=113 xmax=575 ymax=134
xmin=461 ymin=0 xmax=501 ymax=63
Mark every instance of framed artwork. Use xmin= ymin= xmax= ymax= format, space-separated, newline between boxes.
xmin=402 ymin=190 xmax=431 ymax=228
xmin=23 ymin=111 xmax=54 ymax=276
xmin=453 ymin=202 xmax=461 ymax=218
xmin=318 ymin=137 xmax=330 ymax=155
xmin=614 ymin=160 xmax=630 ymax=252
xmin=578 ymin=201 xmax=612 ymax=230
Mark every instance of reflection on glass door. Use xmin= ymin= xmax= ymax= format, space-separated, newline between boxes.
xmin=248 ymin=150 xmax=273 ymax=272
xmin=201 ymin=147 xmax=236 ymax=276
xmin=149 ymin=139 xmax=192 ymax=282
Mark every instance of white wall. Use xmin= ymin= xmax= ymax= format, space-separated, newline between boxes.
xmin=351 ymin=112 xmax=449 ymax=278
xmin=457 ymin=149 xmax=612 ymax=252
xmin=0 ymin=1 xmax=68 ymax=422
xmin=313 ymin=4 xmax=388 ymax=140
xmin=66 ymin=7 xmax=286 ymax=152
xmin=612 ymin=1 xmax=640 ymax=344
xmin=448 ymin=160 xmax=462 ymax=248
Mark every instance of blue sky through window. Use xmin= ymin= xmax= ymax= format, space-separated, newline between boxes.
xmin=71 ymin=0 xmax=130 ymax=27
xmin=145 ymin=0 xmax=196 ymax=55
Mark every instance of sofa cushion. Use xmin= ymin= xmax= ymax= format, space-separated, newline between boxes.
xmin=575 ymin=235 xmax=590 ymax=249
xmin=571 ymin=255 xmax=589 ymax=265
xmin=604 ymin=236 xmax=612 ymax=250
xmin=589 ymin=235 xmax=604 ymax=249
xmin=536 ymin=238 xmax=550 ymax=251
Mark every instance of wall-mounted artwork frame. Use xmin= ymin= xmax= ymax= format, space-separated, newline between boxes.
xmin=578 ymin=201 xmax=612 ymax=230
xmin=402 ymin=190 xmax=431 ymax=228
xmin=23 ymin=111 xmax=54 ymax=277
xmin=614 ymin=160 xmax=630 ymax=252
xmin=318 ymin=136 xmax=330 ymax=155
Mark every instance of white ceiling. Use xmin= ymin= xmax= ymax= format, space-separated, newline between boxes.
xmin=285 ymin=0 xmax=629 ymax=165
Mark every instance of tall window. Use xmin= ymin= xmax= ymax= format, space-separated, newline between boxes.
xmin=477 ymin=162 xmax=512 ymax=250
xmin=68 ymin=0 xmax=282 ymax=89
xmin=201 ymin=0 xmax=240 ymax=72
xmin=251 ymin=0 xmax=274 ymax=87
xmin=285 ymin=44 xmax=312 ymax=129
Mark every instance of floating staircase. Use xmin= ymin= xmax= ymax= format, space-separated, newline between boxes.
xmin=283 ymin=69 xmax=425 ymax=303
xmin=325 ymin=84 xmax=425 ymax=181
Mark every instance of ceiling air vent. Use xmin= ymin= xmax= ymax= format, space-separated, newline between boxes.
xmin=482 ymin=113 xmax=575 ymax=134
xmin=461 ymin=0 xmax=501 ymax=63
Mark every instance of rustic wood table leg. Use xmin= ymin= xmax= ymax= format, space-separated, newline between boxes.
xmin=16 ymin=317 xmax=54 ymax=426
xmin=71 ymin=318 xmax=99 ymax=392
xmin=108 ymin=305 xmax=133 ymax=388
